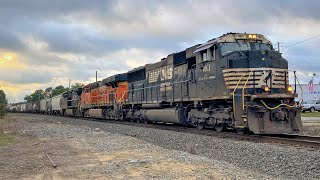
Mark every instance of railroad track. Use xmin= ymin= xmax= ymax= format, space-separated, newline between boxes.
xmin=264 ymin=134 xmax=320 ymax=149
xmin=20 ymin=113 xmax=320 ymax=149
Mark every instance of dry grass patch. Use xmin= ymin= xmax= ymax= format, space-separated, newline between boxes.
xmin=0 ymin=116 xmax=18 ymax=146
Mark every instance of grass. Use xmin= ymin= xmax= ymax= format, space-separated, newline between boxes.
xmin=0 ymin=133 xmax=15 ymax=146
xmin=301 ymin=111 xmax=320 ymax=117
xmin=0 ymin=116 xmax=13 ymax=124
xmin=0 ymin=116 xmax=17 ymax=146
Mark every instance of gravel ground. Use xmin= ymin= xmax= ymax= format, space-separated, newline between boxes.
xmin=2 ymin=113 xmax=320 ymax=180
xmin=0 ymin=113 xmax=273 ymax=180
xmin=302 ymin=117 xmax=320 ymax=122
xmin=301 ymin=121 xmax=320 ymax=136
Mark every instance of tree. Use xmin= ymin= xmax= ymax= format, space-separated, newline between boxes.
xmin=0 ymin=90 xmax=7 ymax=118
xmin=71 ymin=83 xmax=84 ymax=90
xmin=24 ymin=89 xmax=46 ymax=103
xmin=51 ymin=85 xmax=68 ymax=97
xmin=0 ymin=90 xmax=7 ymax=104
xmin=23 ymin=83 xmax=84 ymax=103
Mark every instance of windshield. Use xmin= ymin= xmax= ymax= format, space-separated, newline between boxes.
xmin=251 ymin=43 xmax=272 ymax=51
xmin=306 ymin=100 xmax=316 ymax=104
xmin=220 ymin=42 xmax=250 ymax=56
xmin=220 ymin=42 xmax=273 ymax=56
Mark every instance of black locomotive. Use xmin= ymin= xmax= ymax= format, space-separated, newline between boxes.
xmin=122 ymin=32 xmax=302 ymax=134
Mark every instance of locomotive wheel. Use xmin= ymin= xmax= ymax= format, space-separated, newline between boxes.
xmin=196 ymin=123 xmax=205 ymax=130
xmin=137 ymin=115 xmax=142 ymax=123
xmin=236 ymin=128 xmax=246 ymax=134
xmin=215 ymin=123 xmax=225 ymax=132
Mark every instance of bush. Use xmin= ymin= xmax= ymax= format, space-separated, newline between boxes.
xmin=0 ymin=103 xmax=5 ymax=119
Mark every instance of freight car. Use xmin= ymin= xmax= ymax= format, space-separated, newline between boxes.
xmin=15 ymin=32 xmax=303 ymax=135
xmin=21 ymin=103 xmax=26 ymax=112
xmin=40 ymin=99 xmax=47 ymax=114
xmin=32 ymin=101 xmax=40 ymax=113
xmin=51 ymin=95 xmax=62 ymax=115
xmin=16 ymin=104 xmax=22 ymax=112
xmin=26 ymin=103 xmax=33 ymax=113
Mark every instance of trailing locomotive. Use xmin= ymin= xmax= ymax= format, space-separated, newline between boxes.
xmin=13 ymin=33 xmax=303 ymax=134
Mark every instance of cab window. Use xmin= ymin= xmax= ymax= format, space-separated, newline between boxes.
xmin=250 ymin=43 xmax=273 ymax=51
xmin=201 ymin=49 xmax=212 ymax=61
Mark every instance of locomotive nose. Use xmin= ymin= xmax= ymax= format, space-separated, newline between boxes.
xmin=228 ymin=50 xmax=287 ymax=69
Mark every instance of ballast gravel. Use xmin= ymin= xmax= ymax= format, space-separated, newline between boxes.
xmin=11 ymin=114 xmax=320 ymax=179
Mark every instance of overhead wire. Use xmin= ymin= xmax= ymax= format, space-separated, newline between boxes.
xmin=282 ymin=34 xmax=320 ymax=49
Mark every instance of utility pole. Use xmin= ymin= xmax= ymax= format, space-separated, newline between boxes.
xmin=96 ymin=71 xmax=98 ymax=84
xmin=277 ymin=42 xmax=280 ymax=53
xmin=68 ymin=78 xmax=71 ymax=89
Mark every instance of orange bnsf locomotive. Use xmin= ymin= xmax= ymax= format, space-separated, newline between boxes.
xmin=23 ymin=33 xmax=304 ymax=134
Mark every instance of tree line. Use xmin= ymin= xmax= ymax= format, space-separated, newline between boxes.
xmin=0 ymin=90 xmax=7 ymax=118
xmin=24 ymin=83 xmax=84 ymax=103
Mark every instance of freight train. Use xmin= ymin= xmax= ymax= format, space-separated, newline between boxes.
xmin=9 ymin=33 xmax=303 ymax=134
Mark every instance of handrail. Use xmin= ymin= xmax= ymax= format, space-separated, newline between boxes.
xmin=232 ymin=74 xmax=247 ymax=115
xmin=295 ymin=73 xmax=304 ymax=106
xmin=242 ymin=70 xmax=253 ymax=110
xmin=117 ymin=92 xmax=126 ymax=104
xmin=260 ymin=100 xmax=297 ymax=110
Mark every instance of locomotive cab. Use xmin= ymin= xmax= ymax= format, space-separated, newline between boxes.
xmin=192 ymin=33 xmax=302 ymax=134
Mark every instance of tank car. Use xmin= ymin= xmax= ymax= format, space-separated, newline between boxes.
xmin=122 ymin=33 xmax=302 ymax=134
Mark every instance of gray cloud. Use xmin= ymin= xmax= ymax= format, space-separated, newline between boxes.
xmin=0 ymin=27 xmax=24 ymax=51
xmin=0 ymin=68 xmax=52 ymax=84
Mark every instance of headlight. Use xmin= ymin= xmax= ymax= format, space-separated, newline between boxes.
xmin=248 ymin=34 xmax=257 ymax=39
xmin=287 ymin=85 xmax=293 ymax=93
xmin=262 ymin=85 xmax=270 ymax=92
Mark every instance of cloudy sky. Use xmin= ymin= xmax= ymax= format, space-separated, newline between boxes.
xmin=0 ymin=0 xmax=320 ymax=102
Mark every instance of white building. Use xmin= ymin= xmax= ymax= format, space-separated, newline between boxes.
xmin=293 ymin=84 xmax=320 ymax=102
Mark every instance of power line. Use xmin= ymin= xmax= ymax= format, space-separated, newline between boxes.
xmin=283 ymin=34 xmax=320 ymax=49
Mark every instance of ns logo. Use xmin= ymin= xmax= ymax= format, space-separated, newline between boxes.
xmin=258 ymin=70 xmax=276 ymax=87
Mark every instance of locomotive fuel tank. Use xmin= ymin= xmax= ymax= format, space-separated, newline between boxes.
xmin=141 ymin=108 xmax=188 ymax=125
xmin=89 ymin=109 xmax=104 ymax=118
xmin=65 ymin=109 xmax=75 ymax=116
